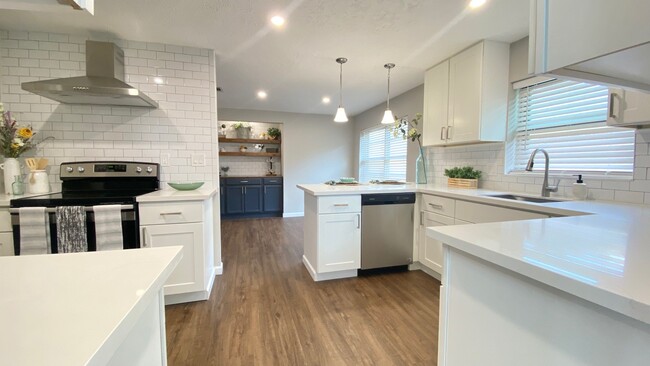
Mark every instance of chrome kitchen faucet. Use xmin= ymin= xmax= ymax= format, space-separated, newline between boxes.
xmin=525 ymin=148 xmax=559 ymax=198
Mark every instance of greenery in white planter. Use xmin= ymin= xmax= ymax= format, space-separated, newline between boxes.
xmin=444 ymin=166 xmax=482 ymax=180
xmin=232 ymin=122 xmax=252 ymax=138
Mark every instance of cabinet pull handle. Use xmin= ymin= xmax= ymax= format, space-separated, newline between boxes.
xmin=241 ymin=180 xmax=249 ymax=183
xmin=609 ymin=92 xmax=618 ymax=119
xmin=440 ymin=126 xmax=446 ymax=140
xmin=420 ymin=211 xmax=424 ymax=226
xmin=160 ymin=212 xmax=183 ymax=216
xmin=264 ymin=186 xmax=267 ymax=194
xmin=241 ymin=187 xmax=244 ymax=194
xmin=356 ymin=213 xmax=360 ymax=229
xmin=428 ymin=203 xmax=443 ymax=210
xmin=142 ymin=227 xmax=148 ymax=248
xmin=333 ymin=203 xmax=349 ymax=207
xmin=245 ymin=187 xmax=247 ymax=194
xmin=446 ymin=126 xmax=452 ymax=140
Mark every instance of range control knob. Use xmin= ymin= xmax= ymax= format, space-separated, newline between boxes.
xmin=77 ymin=167 xmax=85 ymax=173
xmin=66 ymin=167 xmax=73 ymax=173
xmin=146 ymin=166 xmax=153 ymax=173
xmin=136 ymin=167 xmax=142 ymax=173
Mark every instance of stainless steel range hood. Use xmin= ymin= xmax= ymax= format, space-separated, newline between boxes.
xmin=22 ymin=41 xmax=158 ymax=108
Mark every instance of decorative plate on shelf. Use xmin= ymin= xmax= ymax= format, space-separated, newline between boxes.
xmin=168 ymin=182 xmax=205 ymax=191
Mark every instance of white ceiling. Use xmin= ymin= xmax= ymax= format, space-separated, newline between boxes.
xmin=0 ymin=0 xmax=529 ymax=116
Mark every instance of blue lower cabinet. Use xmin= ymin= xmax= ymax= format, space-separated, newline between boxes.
xmin=221 ymin=177 xmax=282 ymax=218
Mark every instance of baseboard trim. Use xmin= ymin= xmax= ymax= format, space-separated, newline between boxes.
xmin=302 ymin=255 xmax=357 ymax=281
xmin=283 ymin=212 xmax=304 ymax=218
xmin=215 ymin=261 xmax=223 ymax=275
xmin=412 ymin=261 xmax=442 ymax=281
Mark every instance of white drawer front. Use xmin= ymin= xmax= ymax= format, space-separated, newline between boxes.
xmin=0 ymin=209 xmax=11 ymax=232
xmin=421 ymin=194 xmax=455 ymax=217
xmin=139 ymin=201 xmax=204 ymax=225
xmin=318 ymin=195 xmax=361 ymax=214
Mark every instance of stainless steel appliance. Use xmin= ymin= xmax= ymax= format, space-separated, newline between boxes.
xmin=361 ymin=193 xmax=415 ymax=270
xmin=10 ymin=161 xmax=159 ymax=255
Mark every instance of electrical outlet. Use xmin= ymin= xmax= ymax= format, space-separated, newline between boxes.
xmin=191 ymin=153 xmax=206 ymax=167
xmin=160 ymin=153 xmax=171 ymax=166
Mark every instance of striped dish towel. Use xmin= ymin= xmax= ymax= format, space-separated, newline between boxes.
xmin=18 ymin=207 xmax=51 ymax=255
xmin=56 ymin=206 xmax=88 ymax=253
xmin=93 ymin=205 xmax=124 ymax=251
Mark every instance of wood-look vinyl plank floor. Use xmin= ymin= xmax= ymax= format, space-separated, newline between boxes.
xmin=165 ymin=217 xmax=440 ymax=365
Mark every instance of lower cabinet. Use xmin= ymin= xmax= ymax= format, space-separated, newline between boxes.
xmin=222 ymin=177 xmax=283 ymax=218
xmin=141 ymin=222 xmax=204 ymax=295
xmin=420 ymin=211 xmax=455 ymax=274
xmin=138 ymin=198 xmax=215 ymax=305
xmin=0 ymin=208 xmax=13 ymax=256
xmin=317 ymin=212 xmax=361 ymax=273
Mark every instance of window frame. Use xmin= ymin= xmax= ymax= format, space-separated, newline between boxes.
xmin=358 ymin=124 xmax=407 ymax=182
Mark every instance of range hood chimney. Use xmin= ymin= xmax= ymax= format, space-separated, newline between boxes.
xmin=22 ymin=41 xmax=158 ymax=108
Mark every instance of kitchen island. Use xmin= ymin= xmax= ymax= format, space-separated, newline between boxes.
xmin=0 ymin=246 xmax=182 ymax=365
xmin=428 ymin=200 xmax=650 ymax=365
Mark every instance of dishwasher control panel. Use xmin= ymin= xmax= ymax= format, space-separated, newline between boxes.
xmin=361 ymin=193 xmax=416 ymax=205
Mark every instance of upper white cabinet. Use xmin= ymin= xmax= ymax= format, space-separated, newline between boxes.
xmin=422 ymin=41 xmax=510 ymax=147
xmin=529 ymin=0 xmax=650 ymax=92
xmin=0 ymin=0 xmax=94 ymax=14
xmin=607 ymin=88 xmax=650 ymax=128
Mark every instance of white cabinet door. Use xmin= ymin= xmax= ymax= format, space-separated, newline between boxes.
xmin=142 ymin=223 xmax=204 ymax=295
xmin=423 ymin=60 xmax=450 ymax=147
xmin=448 ymin=42 xmax=482 ymax=144
xmin=607 ymin=88 xmax=650 ymax=127
xmin=420 ymin=211 xmax=455 ymax=274
xmin=317 ymin=213 xmax=360 ymax=273
xmin=0 ymin=232 xmax=13 ymax=256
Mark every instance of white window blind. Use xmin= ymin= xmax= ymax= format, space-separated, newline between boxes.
xmin=507 ymin=79 xmax=635 ymax=176
xmin=359 ymin=125 xmax=407 ymax=182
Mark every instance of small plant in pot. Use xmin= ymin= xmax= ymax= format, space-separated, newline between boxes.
xmin=232 ymin=122 xmax=252 ymax=139
xmin=444 ymin=166 xmax=482 ymax=189
xmin=267 ymin=127 xmax=281 ymax=140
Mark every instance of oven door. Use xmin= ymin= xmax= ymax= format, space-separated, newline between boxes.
xmin=11 ymin=206 xmax=140 ymax=255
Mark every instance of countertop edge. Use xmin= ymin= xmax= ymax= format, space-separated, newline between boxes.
xmin=136 ymin=187 xmax=217 ymax=202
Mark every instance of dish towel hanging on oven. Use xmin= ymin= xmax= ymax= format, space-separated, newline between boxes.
xmin=18 ymin=207 xmax=51 ymax=255
xmin=93 ymin=205 xmax=123 ymax=250
xmin=56 ymin=206 xmax=88 ymax=253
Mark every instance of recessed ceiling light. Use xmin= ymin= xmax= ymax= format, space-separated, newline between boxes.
xmin=270 ymin=15 xmax=285 ymax=27
xmin=257 ymin=90 xmax=268 ymax=99
xmin=322 ymin=96 xmax=331 ymax=104
xmin=469 ymin=0 xmax=486 ymax=8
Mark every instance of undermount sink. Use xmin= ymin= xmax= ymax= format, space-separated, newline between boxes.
xmin=485 ymin=194 xmax=561 ymax=203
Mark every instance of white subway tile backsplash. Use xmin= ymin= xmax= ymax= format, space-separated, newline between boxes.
xmin=425 ymin=130 xmax=650 ymax=205
xmin=0 ymin=31 xmax=218 ymax=190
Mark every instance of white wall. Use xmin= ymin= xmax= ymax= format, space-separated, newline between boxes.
xmin=218 ymin=108 xmax=354 ymax=215
xmin=353 ymin=85 xmax=424 ymax=182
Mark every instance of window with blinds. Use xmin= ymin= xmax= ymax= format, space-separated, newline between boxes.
xmin=359 ymin=125 xmax=407 ymax=182
xmin=507 ymin=79 xmax=635 ymax=176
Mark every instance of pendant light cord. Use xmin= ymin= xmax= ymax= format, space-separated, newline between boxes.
xmin=339 ymin=62 xmax=344 ymax=107
xmin=386 ymin=66 xmax=391 ymax=110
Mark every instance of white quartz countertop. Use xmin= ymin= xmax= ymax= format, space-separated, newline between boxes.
xmin=0 ymin=247 xmax=182 ymax=365
xmin=137 ymin=186 xmax=217 ymax=202
xmin=297 ymin=183 xmax=418 ymax=196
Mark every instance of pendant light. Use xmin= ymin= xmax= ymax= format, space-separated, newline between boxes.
xmin=334 ymin=57 xmax=349 ymax=123
xmin=381 ymin=63 xmax=396 ymax=124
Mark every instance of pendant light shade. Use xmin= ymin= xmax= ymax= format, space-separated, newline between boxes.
xmin=334 ymin=57 xmax=348 ymax=123
xmin=381 ymin=63 xmax=396 ymax=124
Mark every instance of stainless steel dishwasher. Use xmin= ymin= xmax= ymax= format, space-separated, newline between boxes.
xmin=361 ymin=193 xmax=415 ymax=270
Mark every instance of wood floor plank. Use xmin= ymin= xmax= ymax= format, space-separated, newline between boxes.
xmin=165 ymin=217 xmax=440 ymax=365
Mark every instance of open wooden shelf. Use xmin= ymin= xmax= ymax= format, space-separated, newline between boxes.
xmin=218 ymin=137 xmax=281 ymax=145
xmin=219 ymin=152 xmax=281 ymax=157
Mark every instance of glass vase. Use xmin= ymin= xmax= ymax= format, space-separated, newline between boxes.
xmin=416 ymin=148 xmax=427 ymax=184
xmin=1 ymin=158 xmax=22 ymax=195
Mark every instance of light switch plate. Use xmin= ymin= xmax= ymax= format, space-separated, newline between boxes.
xmin=160 ymin=153 xmax=171 ymax=166
xmin=191 ymin=153 xmax=206 ymax=167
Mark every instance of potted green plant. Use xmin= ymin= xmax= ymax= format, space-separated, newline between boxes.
xmin=267 ymin=127 xmax=281 ymax=140
xmin=444 ymin=166 xmax=482 ymax=189
xmin=232 ymin=122 xmax=252 ymax=139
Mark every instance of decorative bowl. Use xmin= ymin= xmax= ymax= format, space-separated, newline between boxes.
xmin=168 ymin=182 xmax=205 ymax=191
xmin=339 ymin=177 xmax=356 ymax=183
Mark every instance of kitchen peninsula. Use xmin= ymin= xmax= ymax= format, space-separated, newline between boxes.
xmin=0 ymin=246 xmax=182 ymax=365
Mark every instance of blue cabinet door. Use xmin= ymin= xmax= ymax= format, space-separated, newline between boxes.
xmin=263 ymin=185 xmax=283 ymax=212
xmin=243 ymin=185 xmax=263 ymax=213
xmin=225 ymin=186 xmax=244 ymax=214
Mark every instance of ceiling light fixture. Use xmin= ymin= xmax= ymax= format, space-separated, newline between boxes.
xmin=334 ymin=57 xmax=348 ymax=123
xmin=257 ymin=90 xmax=267 ymax=99
xmin=469 ymin=0 xmax=486 ymax=9
xmin=322 ymin=96 xmax=331 ymax=104
xmin=271 ymin=15 xmax=285 ymax=27
xmin=381 ymin=63 xmax=396 ymax=124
